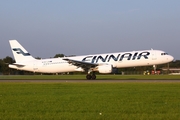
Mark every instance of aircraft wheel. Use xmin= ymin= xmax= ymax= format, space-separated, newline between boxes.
xmin=91 ymin=74 xmax=96 ymax=80
xmin=86 ymin=74 xmax=92 ymax=80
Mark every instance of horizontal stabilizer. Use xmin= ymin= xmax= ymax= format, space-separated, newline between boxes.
xmin=11 ymin=63 xmax=26 ymax=67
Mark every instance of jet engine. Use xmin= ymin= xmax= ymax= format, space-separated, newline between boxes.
xmin=98 ymin=64 xmax=112 ymax=74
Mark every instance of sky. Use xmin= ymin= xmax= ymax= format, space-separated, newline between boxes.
xmin=0 ymin=0 xmax=180 ymax=60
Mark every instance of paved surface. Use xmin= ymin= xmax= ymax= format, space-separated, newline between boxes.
xmin=0 ymin=79 xmax=180 ymax=83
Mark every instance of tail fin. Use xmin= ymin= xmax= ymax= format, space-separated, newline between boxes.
xmin=9 ymin=40 xmax=35 ymax=63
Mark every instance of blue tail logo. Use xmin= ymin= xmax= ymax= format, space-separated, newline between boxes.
xmin=12 ymin=48 xmax=31 ymax=56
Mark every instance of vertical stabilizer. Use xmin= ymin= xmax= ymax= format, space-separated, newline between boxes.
xmin=9 ymin=40 xmax=35 ymax=63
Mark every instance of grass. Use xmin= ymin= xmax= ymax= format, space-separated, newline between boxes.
xmin=0 ymin=74 xmax=180 ymax=80
xmin=0 ymin=83 xmax=180 ymax=119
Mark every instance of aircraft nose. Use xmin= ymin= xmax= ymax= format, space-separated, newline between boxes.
xmin=168 ymin=55 xmax=174 ymax=62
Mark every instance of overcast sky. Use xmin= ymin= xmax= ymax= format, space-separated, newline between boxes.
xmin=0 ymin=0 xmax=180 ymax=59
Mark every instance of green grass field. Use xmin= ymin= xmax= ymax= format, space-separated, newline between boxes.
xmin=0 ymin=82 xmax=180 ymax=120
xmin=0 ymin=75 xmax=180 ymax=80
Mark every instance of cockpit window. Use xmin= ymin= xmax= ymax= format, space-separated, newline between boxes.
xmin=161 ymin=53 xmax=168 ymax=55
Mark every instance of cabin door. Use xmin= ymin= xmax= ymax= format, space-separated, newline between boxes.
xmin=152 ymin=50 xmax=157 ymax=60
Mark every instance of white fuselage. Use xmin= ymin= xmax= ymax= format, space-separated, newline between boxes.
xmin=9 ymin=49 xmax=174 ymax=73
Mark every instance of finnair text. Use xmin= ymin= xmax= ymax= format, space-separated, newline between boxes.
xmin=82 ymin=52 xmax=150 ymax=63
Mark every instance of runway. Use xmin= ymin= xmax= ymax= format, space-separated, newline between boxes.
xmin=1 ymin=79 xmax=180 ymax=83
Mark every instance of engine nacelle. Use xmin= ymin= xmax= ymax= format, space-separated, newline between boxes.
xmin=98 ymin=64 xmax=113 ymax=74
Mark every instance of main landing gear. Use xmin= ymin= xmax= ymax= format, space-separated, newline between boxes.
xmin=86 ymin=73 xmax=96 ymax=80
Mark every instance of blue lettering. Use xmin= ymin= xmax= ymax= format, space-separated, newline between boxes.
xmin=96 ymin=55 xmax=109 ymax=63
xmin=137 ymin=52 xmax=150 ymax=59
xmin=108 ymin=54 xmax=120 ymax=62
xmin=120 ymin=53 xmax=132 ymax=61
xmin=82 ymin=56 xmax=93 ymax=62
xmin=132 ymin=52 xmax=138 ymax=60
xmin=82 ymin=51 xmax=151 ymax=63
xmin=91 ymin=56 xmax=97 ymax=63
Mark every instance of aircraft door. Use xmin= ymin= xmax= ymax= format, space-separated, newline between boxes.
xmin=152 ymin=50 xmax=157 ymax=60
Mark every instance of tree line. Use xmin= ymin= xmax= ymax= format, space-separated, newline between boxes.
xmin=0 ymin=54 xmax=180 ymax=75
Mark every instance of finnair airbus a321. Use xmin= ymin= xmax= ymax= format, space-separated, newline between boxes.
xmin=9 ymin=40 xmax=174 ymax=79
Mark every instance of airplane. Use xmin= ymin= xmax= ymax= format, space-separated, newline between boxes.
xmin=9 ymin=40 xmax=174 ymax=79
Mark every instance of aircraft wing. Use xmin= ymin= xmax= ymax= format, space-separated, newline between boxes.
xmin=63 ymin=58 xmax=98 ymax=69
